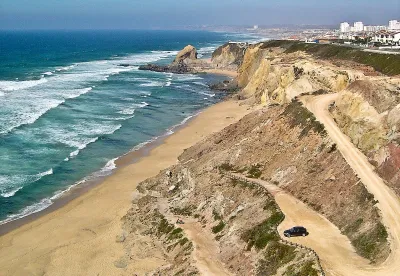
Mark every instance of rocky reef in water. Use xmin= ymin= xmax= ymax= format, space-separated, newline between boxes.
xmin=139 ymin=45 xmax=200 ymax=74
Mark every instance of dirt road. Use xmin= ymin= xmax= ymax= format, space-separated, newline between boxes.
xmin=159 ymin=200 xmax=232 ymax=276
xmin=302 ymin=94 xmax=400 ymax=275
xmin=230 ymin=173 xmax=371 ymax=276
xmin=178 ymin=220 xmax=232 ymax=276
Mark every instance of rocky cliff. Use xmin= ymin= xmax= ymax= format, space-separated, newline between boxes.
xmin=120 ymin=102 xmax=389 ymax=275
xmin=119 ymin=40 xmax=400 ymax=274
xmin=235 ymin=43 xmax=365 ymax=105
xmin=225 ymin=41 xmax=400 ymax=198
xmin=211 ymin=42 xmax=246 ymax=69
xmin=331 ymin=78 xmax=400 ymax=196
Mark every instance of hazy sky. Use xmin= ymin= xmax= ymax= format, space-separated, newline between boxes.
xmin=0 ymin=0 xmax=399 ymax=30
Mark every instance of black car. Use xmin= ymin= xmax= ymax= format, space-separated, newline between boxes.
xmin=283 ymin=226 xmax=308 ymax=237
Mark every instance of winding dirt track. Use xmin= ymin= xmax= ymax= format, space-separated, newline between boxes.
xmin=159 ymin=201 xmax=232 ymax=276
xmin=156 ymin=94 xmax=400 ymax=276
xmin=178 ymin=220 xmax=232 ymax=276
xmin=301 ymin=94 xmax=400 ymax=276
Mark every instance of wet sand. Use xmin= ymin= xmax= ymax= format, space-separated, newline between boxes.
xmin=0 ymin=99 xmax=253 ymax=276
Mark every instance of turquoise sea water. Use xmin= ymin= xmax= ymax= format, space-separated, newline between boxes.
xmin=0 ymin=30 xmax=260 ymax=224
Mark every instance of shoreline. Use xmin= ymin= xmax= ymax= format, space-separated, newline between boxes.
xmin=0 ymin=110 xmax=199 ymax=236
xmin=0 ymin=97 xmax=254 ymax=275
xmin=0 ymin=68 xmax=236 ymax=234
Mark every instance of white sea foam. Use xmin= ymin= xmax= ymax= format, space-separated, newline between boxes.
xmin=139 ymin=81 xmax=164 ymax=87
xmin=0 ymin=197 xmax=53 ymax=225
xmin=193 ymin=81 xmax=209 ymax=87
xmin=118 ymin=102 xmax=148 ymax=115
xmin=198 ymin=91 xmax=216 ymax=97
xmin=0 ymin=168 xmax=53 ymax=199
xmin=118 ymin=108 xmax=136 ymax=115
xmin=0 ymin=78 xmax=48 ymax=92
xmin=36 ymin=168 xmax=53 ymax=178
xmin=69 ymin=149 xmax=80 ymax=158
xmin=0 ymin=47 xmax=183 ymax=135
xmin=174 ymin=74 xmax=203 ymax=81
xmin=101 ymin=158 xmax=117 ymax=172
xmin=43 ymin=72 xmax=53 ymax=76
xmin=0 ymin=187 xmax=23 ymax=198
xmin=56 ymin=64 xmax=75 ymax=72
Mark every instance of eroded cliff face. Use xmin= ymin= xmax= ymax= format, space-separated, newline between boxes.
xmin=121 ymin=103 xmax=389 ymax=275
xmin=235 ymin=44 xmax=364 ymax=105
xmin=331 ymin=78 xmax=400 ymax=195
xmin=222 ymin=43 xmax=400 ymax=198
xmin=211 ymin=43 xmax=246 ymax=70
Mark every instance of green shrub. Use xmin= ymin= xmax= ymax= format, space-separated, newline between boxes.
xmin=242 ymin=211 xmax=284 ymax=250
xmin=353 ymin=222 xmax=388 ymax=261
xmin=247 ymin=165 xmax=262 ymax=179
xmin=219 ymin=163 xmax=234 ymax=171
xmin=171 ymin=205 xmax=195 ymax=216
xmin=213 ymin=209 xmax=222 ymax=220
xmin=281 ymin=101 xmax=326 ymax=138
xmin=256 ymin=242 xmax=296 ymax=276
xmin=168 ymin=228 xmax=184 ymax=240
xmin=212 ymin=221 xmax=226 ymax=233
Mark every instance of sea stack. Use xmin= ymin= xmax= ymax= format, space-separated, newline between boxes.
xmin=173 ymin=45 xmax=198 ymax=64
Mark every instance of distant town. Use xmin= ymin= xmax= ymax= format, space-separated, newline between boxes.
xmin=277 ymin=19 xmax=400 ymax=48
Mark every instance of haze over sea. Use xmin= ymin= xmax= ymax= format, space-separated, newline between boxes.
xmin=0 ymin=30 xmax=260 ymax=224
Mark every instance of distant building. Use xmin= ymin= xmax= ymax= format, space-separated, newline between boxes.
xmin=389 ymin=20 xmax=400 ymax=30
xmin=354 ymin=22 xmax=364 ymax=32
xmin=340 ymin=22 xmax=350 ymax=33
xmin=364 ymin=25 xmax=387 ymax=32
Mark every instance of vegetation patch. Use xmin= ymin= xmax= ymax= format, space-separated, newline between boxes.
xmin=157 ymin=217 xmax=175 ymax=237
xmin=242 ymin=211 xmax=284 ymax=250
xmin=259 ymin=40 xmax=400 ymax=76
xmin=353 ymin=222 xmax=388 ymax=261
xmin=285 ymin=260 xmax=319 ymax=276
xmin=171 ymin=205 xmax=195 ymax=216
xmin=212 ymin=209 xmax=222 ymax=220
xmin=247 ymin=164 xmax=263 ymax=179
xmin=168 ymin=228 xmax=184 ymax=241
xmin=219 ymin=163 xmax=235 ymax=171
xmin=344 ymin=218 xmax=364 ymax=235
xmin=282 ymin=101 xmax=326 ymax=138
xmin=231 ymin=178 xmax=257 ymax=190
xmin=256 ymin=241 xmax=296 ymax=276
xmin=212 ymin=221 xmax=226 ymax=233
xmin=179 ymin=237 xmax=189 ymax=246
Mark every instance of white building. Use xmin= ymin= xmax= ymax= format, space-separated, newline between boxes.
xmin=340 ymin=22 xmax=350 ymax=33
xmin=389 ymin=20 xmax=400 ymax=30
xmin=354 ymin=22 xmax=364 ymax=32
xmin=364 ymin=25 xmax=387 ymax=32
xmin=372 ymin=30 xmax=400 ymax=45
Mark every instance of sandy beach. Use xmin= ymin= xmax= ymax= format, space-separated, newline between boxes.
xmin=0 ymin=99 xmax=252 ymax=276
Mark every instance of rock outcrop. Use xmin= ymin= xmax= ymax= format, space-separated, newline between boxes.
xmin=235 ymin=43 xmax=366 ymax=105
xmin=211 ymin=42 xmax=246 ymax=69
xmin=173 ymin=45 xmax=198 ymax=64
xmin=139 ymin=45 xmax=200 ymax=74
xmin=138 ymin=62 xmax=192 ymax=74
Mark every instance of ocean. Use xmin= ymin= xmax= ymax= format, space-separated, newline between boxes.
xmin=0 ymin=30 xmax=260 ymax=225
